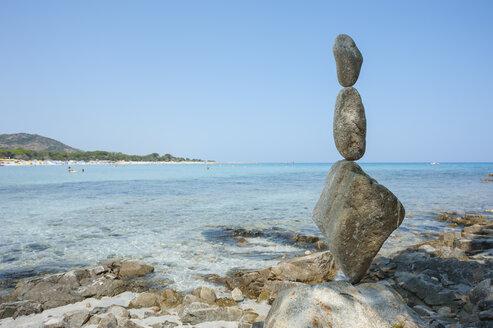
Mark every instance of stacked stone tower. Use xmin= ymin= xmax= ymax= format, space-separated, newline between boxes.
xmin=312 ymin=34 xmax=405 ymax=283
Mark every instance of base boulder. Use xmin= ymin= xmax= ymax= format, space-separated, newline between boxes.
xmin=264 ymin=281 xmax=425 ymax=328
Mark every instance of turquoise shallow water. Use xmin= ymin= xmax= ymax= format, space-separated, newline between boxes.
xmin=0 ymin=162 xmax=492 ymax=293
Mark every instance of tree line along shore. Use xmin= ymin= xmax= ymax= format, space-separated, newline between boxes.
xmin=0 ymin=148 xmax=208 ymax=163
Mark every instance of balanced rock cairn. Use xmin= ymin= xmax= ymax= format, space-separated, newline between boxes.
xmin=312 ymin=34 xmax=405 ymax=283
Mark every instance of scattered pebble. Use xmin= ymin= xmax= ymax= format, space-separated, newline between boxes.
xmin=231 ymin=287 xmax=244 ymax=302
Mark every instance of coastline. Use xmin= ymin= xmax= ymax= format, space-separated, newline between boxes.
xmin=1 ymin=215 xmax=492 ymax=328
xmin=0 ymin=160 xmax=258 ymax=166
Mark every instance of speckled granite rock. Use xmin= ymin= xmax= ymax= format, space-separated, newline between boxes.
xmin=312 ymin=160 xmax=405 ymax=283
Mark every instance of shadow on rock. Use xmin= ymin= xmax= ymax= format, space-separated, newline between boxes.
xmin=364 ymin=224 xmax=493 ymax=327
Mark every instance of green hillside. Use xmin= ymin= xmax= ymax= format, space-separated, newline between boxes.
xmin=0 ymin=133 xmax=80 ymax=153
xmin=0 ymin=133 xmax=207 ymax=162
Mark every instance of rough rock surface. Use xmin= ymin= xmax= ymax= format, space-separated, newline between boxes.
xmin=177 ymin=302 xmax=246 ymax=325
xmin=312 ymin=160 xmax=405 ymax=283
xmin=220 ymin=227 xmax=329 ymax=251
xmin=364 ymin=223 xmax=493 ymax=327
xmin=97 ymin=312 xmax=118 ymax=328
xmin=0 ymin=300 xmax=42 ymax=319
xmin=117 ymin=261 xmax=154 ymax=278
xmin=191 ymin=286 xmax=217 ymax=305
xmin=128 ymin=292 xmax=161 ymax=308
xmin=160 ymin=289 xmax=184 ymax=309
xmin=7 ymin=261 xmax=153 ymax=313
xmin=333 ymin=87 xmax=366 ymax=160
xmin=219 ymin=250 xmax=335 ymax=300
xmin=264 ymin=281 xmax=426 ymax=328
xmin=333 ymin=34 xmax=363 ymax=87
xmin=62 ymin=309 xmax=91 ymax=327
xmin=10 ymin=269 xmax=91 ymax=310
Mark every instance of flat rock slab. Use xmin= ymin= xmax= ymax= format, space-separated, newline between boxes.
xmin=333 ymin=34 xmax=363 ymax=87
xmin=264 ymin=281 xmax=426 ymax=328
xmin=117 ymin=261 xmax=154 ymax=278
xmin=8 ymin=261 xmax=153 ymax=312
xmin=333 ymin=87 xmax=366 ymax=160
xmin=178 ymin=302 xmax=245 ymax=325
xmin=221 ymin=251 xmax=336 ymax=300
xmin=0 ymin=300 xmax=42 ymax=319
xmin=313 ymin=160 xmax=405 ymax=283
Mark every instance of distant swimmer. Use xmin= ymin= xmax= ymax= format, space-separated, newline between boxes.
xmin=82 ymin=169 xmax=85 ymax=173
xmin=68 ymin=166 xmax=71 ymax=173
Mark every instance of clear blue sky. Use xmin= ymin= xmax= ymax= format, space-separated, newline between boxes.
xmin=1 ymin=1 xmax=492 ymax=162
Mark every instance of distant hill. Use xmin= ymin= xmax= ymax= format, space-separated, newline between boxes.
xmin=0 ymin=133 xmax=80 ymax=153
xmin=0 ymin=133 xmax=208 ymax=162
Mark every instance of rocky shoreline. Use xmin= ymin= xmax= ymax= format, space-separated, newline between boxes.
xmin=1 ymin=214 xmax=492 ymax=328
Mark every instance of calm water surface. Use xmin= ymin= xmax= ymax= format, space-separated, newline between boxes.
xmin=0 ymin=163 xmax=492 ymax=294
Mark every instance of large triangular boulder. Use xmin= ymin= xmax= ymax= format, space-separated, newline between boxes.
xmin=312 ymin=160 xmax=405 ymax=283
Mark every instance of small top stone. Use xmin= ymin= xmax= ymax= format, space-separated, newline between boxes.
xmin=333 ymin=34 xmax=363 ymax=87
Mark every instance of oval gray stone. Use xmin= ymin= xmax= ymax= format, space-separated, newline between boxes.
xmin=333 ymin=87 xmax=366 ymax=160
xmin=312 ymin=160 xmax=405 ymax=283
xmin=333 ymin=34 xmax=363 ymax=87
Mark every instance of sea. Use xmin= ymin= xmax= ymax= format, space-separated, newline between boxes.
xmin=0 ymin=162 xmax=492 ymax=296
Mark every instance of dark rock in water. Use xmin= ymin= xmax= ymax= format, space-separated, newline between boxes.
xmin=312 ymin=160 xmax=405 ymax=283
xmin=333 ymin=34 xmax=363 ymax=87
xmin=436 ymin=213 xmax=488 ymax=227
xmin=0 ymin=300 xmax=42 ymax=319
xmin=333 ymin=87 xmax=366 ymax=160
xmin=206 ymin=226 xmax=328 ymax=250
xmin=220 ymin=251 xmax=335 ymax=300
xmin=264 ymin=281 xmax=426 ymax=328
